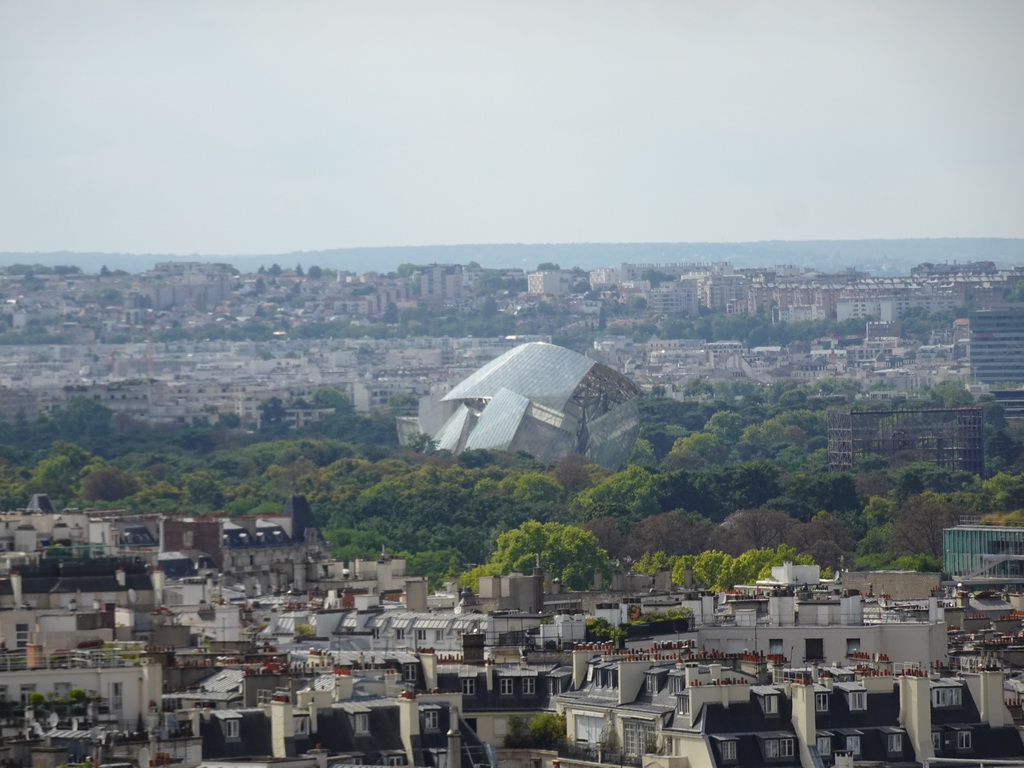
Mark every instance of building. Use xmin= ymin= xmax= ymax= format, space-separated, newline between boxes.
xmin=944 ymin=524 xmax=1024 ymax=586
xmin=970 ymin=306 xmax=1024 ymax=384
xmin=827 ymin=406 xmax=984 ymax=474
xmin=415 ymin=342 xmax=640 ymax=469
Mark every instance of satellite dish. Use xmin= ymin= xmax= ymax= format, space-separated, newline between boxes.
xmin=47 ymin=712 xmax=59 ymax=729
xmin=128 ymin=588 xmax=138 ymax=603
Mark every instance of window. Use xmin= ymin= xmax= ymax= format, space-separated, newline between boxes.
xmin=15 ymin=624 xmax=28 ymax=649
xmin=500 ymin=678 xmax=514 ymax=695
xmin=387 ymin=756 xmax=405 ymax=766
xmin=623 ymin=720 xmax=655 ymax=756
xmin=957 ymin=730 xmax=972 ymax=751
xmin=720 ymin=740 xmax=737 ymax=761
xmin=224 ymin=719 xmax=240 ymax=739
xmin=887 ymin=733 xmax=903 ymax=754
xmin=763 ymin=694 xmax=779 ymax=715
xmin=416 ymin=629 xmax=427 ymax=642
xmin=403 ymin=663 xmax=418 ymax=682
xmin=846 ymin=637 xmax=861 ymax=655
xmin=548 ymin=678 xmax=561 ymax=695
xmin=805 ymin=638 xmax=824 ymax=661
xmin=816 ymin=736 xmax=831 ymax=756
xmin=0 ymin=686 xmax=6 ymax=702
xmin=932 ymin=731 xmax=942 ymax=752
xmin=845 ymin=735 xmax=860 ymax=757
xmin=372 ymin=628 xmax=380 ymax=640
xmin=522 ymin=677 xmax=536 ymax=695
xmin=769 ymin=638 xmax=783 ymax=656
xmin=678 ymin=695 xmax=690 ymax=715
xmin=294 ymin=716 xmax=309 ymax=736
xmin=815 ymin=693 xmax=829 ymax=712
xmin=669 ymin=675 xmax=684 ymax=694
xmin=460 ymin=678 xmax=476 ymax=696
xmin=395 ymin=629 xmax=405 ymax=641
xmin=422 ymin=709 xmax=439 ymax=731
xmin=932 ymin=686 xmax=963 ymax=707
xmin=646 ymin=675 xmax=659 ymax=694
xmin=848 ymin=691 xmax=866 ymax=711
xmin=765 ymin=738 xmax=794 ymax=758
xmin=354 ymin=712 xmax=369 ymax=735
xmin=109 ymin=682 xmax=123 ymax=711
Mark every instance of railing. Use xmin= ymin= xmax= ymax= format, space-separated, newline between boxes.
xmin=556 ymin=740 xmax=643 ymax=767
xmin=0 ymin=647 xmax=144 ymax=672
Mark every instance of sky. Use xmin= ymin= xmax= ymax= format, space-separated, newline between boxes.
xmin=1 ymin=1 xmax=1023 ymax=256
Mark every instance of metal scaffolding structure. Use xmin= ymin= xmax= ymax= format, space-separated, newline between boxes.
xmin=827 ymin=405 xmax=984 ymax=474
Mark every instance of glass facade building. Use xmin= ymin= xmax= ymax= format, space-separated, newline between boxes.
xmin=944 ymin=525 xmax=1024 ymax=582
xmin=426 ymin=342 xmax=640 ymax=468
xmin=970 ymin=307 xmax=1024 ymax=385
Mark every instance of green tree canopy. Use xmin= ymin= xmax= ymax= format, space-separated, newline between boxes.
xmin=467 ymin=520 xmax=612 ymax=591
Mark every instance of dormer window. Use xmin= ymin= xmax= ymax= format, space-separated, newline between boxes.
xmin=815 ymin=692 xmax=829 ymax=712
xmin=678 ymin=695 xmax=690 ymax=715
xmin=931 ymin=685 xmax=963 ymax=707
xmin=763 ymin=694 xmax=779 ymax=715
xmin=848 ymin=691 xmax=866 ymax=711
xmin=645 ymin=674 xmax=660 ymax=694
xmin=294 ymin=715 xmax=309 ymax=736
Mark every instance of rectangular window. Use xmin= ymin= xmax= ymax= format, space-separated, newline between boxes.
xmin=805 ymin=638 xmax=824 ymax=661
xmin=816 ymin=736 xmax=831 ymax=756
xmin=387 ymin=756 xmax=405 ymax=766
xmin=932 ymin=686 xmax=963 ymax=707
xmin=395 ymin=629 xmax=405 ymax=641
xmin=224 ymin=719 xmax=240 ymax=739
xmin=423 ymin=710 xmax=439 ymax=731
xmin=932 ymin=731 xmax=942 ymax=751
xmin=678 ymin=695 xmax=690 ymax=715
xmin=769 ymin=638 xmax=783 ymax=656
xmin=416 ymin=629 xmax=427 ymax=642
xmin=887 ymin=733 xmax=903 ymax=753
xmin=354 ymin=713 xmax=369 ymax=735
xmin=720 ymin=740 xmax=737 ymax=761
xmin=461 ymin=678 xmax=476 ymax=696
xmin=646 ymin=675 xmax=658 ymax=694
xmin=849 ymin=691 xmax=866 ymax=711
xmin=294 ymin=716 xmax=309 ymax=736
xmin=669 ymin=676 xmax=684 ymax=694
xmin=500 ymin=678 xmax=514 ymax=695
xmin=846 ymin=735 xmax=860 ymax=757
xmin=623 ymin=720 xmax=655 ymax=756
xmin=815 ymin=693 xmax=829 ymax=712
xmin=763 ymin=695 xmax=779 ymax=715
xmin=846 ymin=637 xmax=861 ymax=655
xmin=15 ymin=624 xmax=28 ymax=650
xmin=549 ymin=678 xmax=561 ymax=695
xmin=522 ymin=677 xmax=536 ymax=695
xmin=403 ymin=663 xmax=418 ymax=682
xmin=957 ymin=730 xmax=972 ymax=751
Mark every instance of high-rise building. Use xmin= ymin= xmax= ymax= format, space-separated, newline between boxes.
xmin=969 ymin=307 xmax=1024 ymax=384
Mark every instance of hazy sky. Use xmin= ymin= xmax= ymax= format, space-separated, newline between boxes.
xmin=2 ymin=1 xmax=1022 ymax=255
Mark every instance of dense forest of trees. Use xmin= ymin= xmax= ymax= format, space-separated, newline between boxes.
xmin=1 ymin=380 xmax=1023 ymax=589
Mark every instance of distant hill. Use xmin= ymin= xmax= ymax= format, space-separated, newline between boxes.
xmin=3 ymin=238 xmax=1023 ymax=276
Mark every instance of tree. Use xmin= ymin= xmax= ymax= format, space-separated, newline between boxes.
xmin=569 ymin=465 xmax=661 ymax=523
xmin=717 ymin=509 xmax=795 ymax=554
xmin=623 ymin=511 xmax=715 ymax=559
xmin=468 ymin=521 xmax=612 ymax=591
xmin=889 ymin=492 xmax=965 ymax=558
xmin=81 ymin=466 xmax=139 ymax=502
xmin=258 ymin=397 xmax=288 ymax=430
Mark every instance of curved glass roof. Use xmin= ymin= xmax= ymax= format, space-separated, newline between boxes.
xmin=442 ymin=342 xmax=596 ymax=412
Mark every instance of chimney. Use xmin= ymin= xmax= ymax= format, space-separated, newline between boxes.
xmin=269 ymin=695 xmax=293 ymax=758
xmin=397 ymin=694 xmax=419 ymax=767
xmin=11 ymin=570 xmax=22 ymax=608
xmin=447 ymin=706 xmax=462 ymax=768
xmin=151 ymin=567 xmax=165 ymax=606
xmin=305 ymin=748 xmax=327 ymax=768
xmin=898 ymin=672 xmax=933 ymax=762
xmin=406 ymin=578 xmax=428 ymax=613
